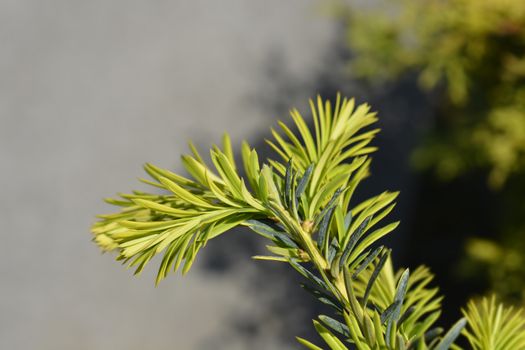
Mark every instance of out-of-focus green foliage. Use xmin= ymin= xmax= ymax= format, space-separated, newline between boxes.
xmin=337 ymin=0 xmax=525 ymax=186
xmin=333 ymin=0 xmax=525 ymax=304
xmin=466 ymin=237 xmax=525 ymax=302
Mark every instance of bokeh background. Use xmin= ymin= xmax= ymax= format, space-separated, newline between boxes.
xmin=1 ymin=0 xmax=523 ymax=349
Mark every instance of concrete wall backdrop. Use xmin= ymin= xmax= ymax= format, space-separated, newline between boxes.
xmin=0 ymin=1 xmax=339 ymax=349
xmin=1 ymin=1 xmax=431 ymax=349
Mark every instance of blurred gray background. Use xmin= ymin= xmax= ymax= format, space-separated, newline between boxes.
xmin=0 ymin=1 xmax=338 ymax=349
xmin=1 ymin=1 xmax=427 ymax=349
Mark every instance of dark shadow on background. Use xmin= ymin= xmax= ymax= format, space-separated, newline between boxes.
xmin=197 ymin=22 xmax=439 ymax=348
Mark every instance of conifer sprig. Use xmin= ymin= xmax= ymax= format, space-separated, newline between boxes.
xmin=92 ymin=94 xmax=525 ymax=349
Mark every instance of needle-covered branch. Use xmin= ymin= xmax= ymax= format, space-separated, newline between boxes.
xmin=92 ymin=94 xmax=525 ymax=349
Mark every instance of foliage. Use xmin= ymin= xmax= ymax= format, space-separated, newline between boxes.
xmin=462 ymin=296 xmax=525 ymax=350
xmin=92 ymin=95 xmax=525 ymax=349
xmin=465 ymin=238 xmax=525 ymax=302
xmin=334 ymin=0 xmax=525 ymax=186
xmin=331 ymin=0 xmax=525 ymax=304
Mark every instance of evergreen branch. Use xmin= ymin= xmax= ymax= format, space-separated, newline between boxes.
xmin=91 ymin=94 xmax=525 ymax=350
xmin=462 ymin=296 xmax=525 ymax=350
